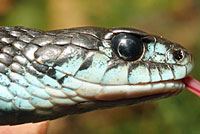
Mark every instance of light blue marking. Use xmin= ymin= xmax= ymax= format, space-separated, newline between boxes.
xmin=151 ymin=54 xmax=166 ymax=63
xmin=155 ymin=43 xmax=168 ymax=54
xmin=0 ymin=73 xmax=10 ymax=86
xmin=55 ymin=56 xmax=84 ymax=75
xmin=179 ymin=55 xmax=189 ymax=65
xmin=13 ymin=97 xmax=35 ymax=110
xmin=128 ymin=63 xmax=151 ymax=84
xmin=143 ymin=42 xmax=154 ymax=61
xmin=8 ymin=83 xmax=31 ymax=99
xmin=27 ymin=85 xmax=50 ymax=99
xmin=39 ymin=75 xmax=61 ymax=88
xmin=25 ymin=73 xmax=45 ymax=88
xmin=54 ymin=70 xmax=65 ymax=79
xmin=102 ymin=65 xmax=128 ymax=84
xmin=45 ymin=86 xmax=66 ymax=98
xmin=172 ymin=65 xmax=186 ymax=79
xmin=159 ymin=66 xmax=174 ymax=80
xmin=26 ymin=62 xmax=42 ymax=75
xmin=0 ymin=85 xmax=14 ymax=101
xmin=99 ymin=46 xmax=112 ymax=57
xmin=149 ymin=66 xmax=161 ymax=82
xmin=62 ymin=76 xmax=82 ymax=89
xmin=186 ymin=62 xmax=193 ymax=74
xmin=0 ymin=100 xmax=15 ymax=111
xmin=75 ymin=53 xmax=109 ymax=83
xmin=30 ymin=96 xmax=53 ymax=108
xmin=62 ymin=88 xmax=77 ymax=96
xmin=99 ymin=46 xmax=104 ymax=51
xmin=9 ymin=72 xmax=29 ymax=86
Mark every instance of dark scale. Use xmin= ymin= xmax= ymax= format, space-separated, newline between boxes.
xmin=46 ymin=68 xmax=56 ymax=79
xmin=57 ymin=75 xmax=67 ymax=85
xmin=77 ymin=55 xmax=93 ymax=71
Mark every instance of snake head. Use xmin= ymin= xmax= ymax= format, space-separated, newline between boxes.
xmin=0 ymin=26 xmax=194 ymax=125
xmin=62 ymin=27 xmax=193 ymax=101
xmin=33 ymin=26 xmax=193 ymax=111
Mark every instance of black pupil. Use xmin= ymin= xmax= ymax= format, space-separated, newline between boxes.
xmin=111 ymin=33 xmax=143 ymax=61
xmin=173 ymin=49 xmax=183 ymax=61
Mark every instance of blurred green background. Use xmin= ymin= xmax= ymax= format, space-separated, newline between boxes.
xmin=0 ymin=0 xmax=200 ymax=134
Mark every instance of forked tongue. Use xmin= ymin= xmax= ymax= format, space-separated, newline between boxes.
xmin=182 ymin=76 xmax=200 ymax=97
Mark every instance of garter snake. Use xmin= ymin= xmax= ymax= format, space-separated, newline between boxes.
xmin=0 ymin=26 xmax=193 ymax=125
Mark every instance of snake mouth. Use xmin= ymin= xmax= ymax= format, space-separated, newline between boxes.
xmin=83 ymin=88 xmax=183 ymax=111
xmin=76 ymin=79 xmax=185 ymax=101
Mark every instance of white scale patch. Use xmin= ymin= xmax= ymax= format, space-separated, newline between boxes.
xmin=62 ymin=76 xmax=82 ymax=89
xmin=0 ymin=73 xmax=11 ymax=86
xmin=0 ymin=100 xmax=15 ymax=111
xmin=76 ymin=80 xmax=103 ymax=98
xmin=13 ymin=97 xmax=35 ymax=110
xmin=62 ymin=88 xmax=77 ymax=97
xmin=9 ymin=72 xmax=29 ymax=87
xmin=8 ymin=83 xmax=31 ymax=99
xmin=62 ymin=72 xmax=183 ymax=101
xmin=45 ymin=86 xmax=67 ymax=98
xmin=39 ymin=75 xmax=61 ymax=88
xmin=25 ymin=73 xmax=45 ymax=88
xmin=186 ymin=62 xmax=193 ymax=74
xmin=0 ymin=85 xmax=14 ymax=101
xmin=96 ymin=84 xmax=152 ymax=100
xmin=71 ymin=96 xmax=88 ymax=102
xmin=30 ymin=96 xmax=53 ymax=108
xmin=74 ymin=75 xmax=183 ymax=101
xmin=50 ymin=98 xmax=76 ymax=105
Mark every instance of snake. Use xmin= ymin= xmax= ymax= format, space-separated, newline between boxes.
xmin=0 ymin=26 xmax=193 ymax=125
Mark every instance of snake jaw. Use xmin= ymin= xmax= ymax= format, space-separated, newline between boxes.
xmin=75 ymin=79 xmax=185 ymax=101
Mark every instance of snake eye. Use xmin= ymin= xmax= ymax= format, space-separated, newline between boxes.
xmin=111 ymin=33 xmax=144 ymax=61
xmin=173 ymin=49 xmax=184 ymax=61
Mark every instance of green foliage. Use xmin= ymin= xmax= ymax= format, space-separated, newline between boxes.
xmin=0 ymin=0 xmax=47 ymax=29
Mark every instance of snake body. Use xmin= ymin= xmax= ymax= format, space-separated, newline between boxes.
xmin=0 ymin=26 xmax=193 ymax=125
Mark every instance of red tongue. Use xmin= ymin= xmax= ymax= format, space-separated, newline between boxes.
xmin=182 ymin=76 xmax=200 ymax=97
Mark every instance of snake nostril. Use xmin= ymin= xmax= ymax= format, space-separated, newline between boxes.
xmin=173 ymin=49 xmax=184 ymax=61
